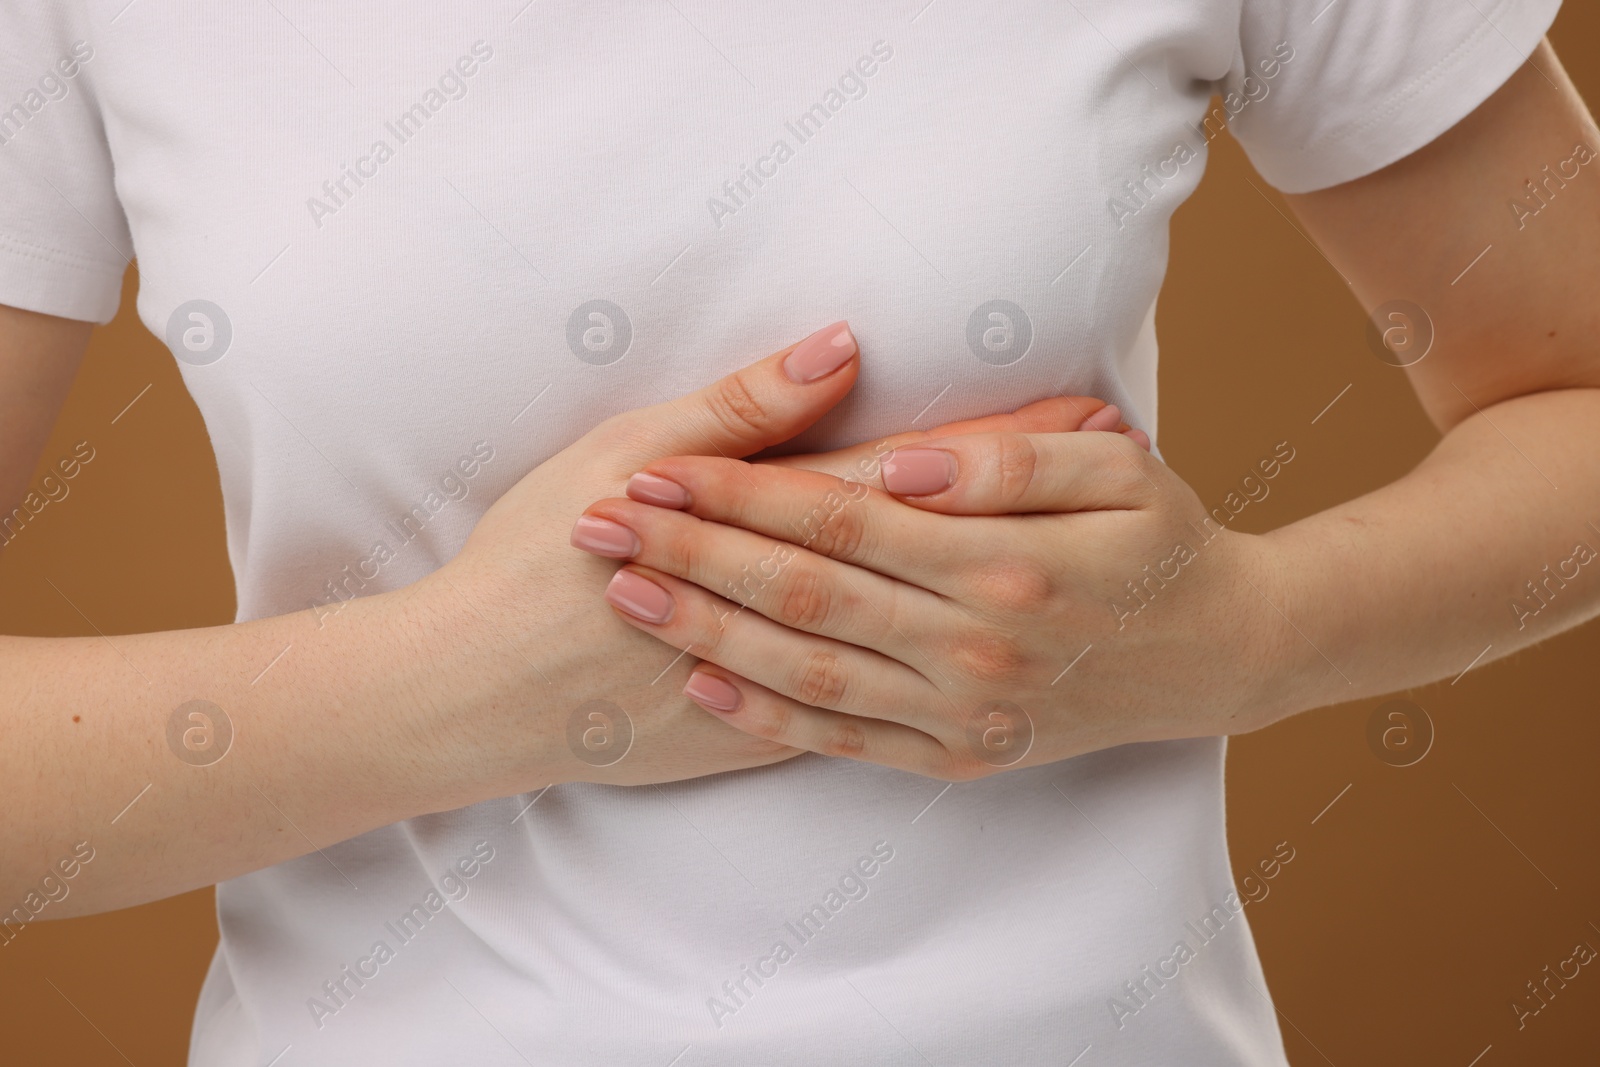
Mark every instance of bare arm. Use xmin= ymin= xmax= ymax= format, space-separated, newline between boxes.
xmin=566 ymin=41 xmax=1600 ymax=783
xmin=1 ymin=306 xmax=481 ymax=918
xmin=2 ymin=574 xmax=491 ymax=918
xmin=0 ymin=313 xmax=1083 ymax=920
xmin=0 ymin=308 xmax=803 ymax=919
xmin=1262 ymin=39 xmax=1600 ymax=711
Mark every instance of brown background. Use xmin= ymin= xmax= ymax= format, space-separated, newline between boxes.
xmin=2 ymin=10 xmax=1597 ymax=1064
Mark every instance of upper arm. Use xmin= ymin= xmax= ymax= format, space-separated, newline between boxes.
xmin=1284 ymin=40 xmax=1600 ymax=431
xmin=0 ymin=303 xmax=92 ymax=518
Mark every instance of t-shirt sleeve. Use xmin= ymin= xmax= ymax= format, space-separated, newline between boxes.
xmin=0 ymin=6 xmax=132 ymax=323
xmin=1223 ymin=0 xmax=1563 ymax=194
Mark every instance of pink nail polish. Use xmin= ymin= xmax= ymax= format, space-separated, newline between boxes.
xmin=684 ymin=671 xmax=743 ymax=712
xmin=1081 ymin=404 xmax=1121 ymax=432
xmin=783 ymin=320 xmax=857 ymax=383
xmin=881 ymin=448 xmax=955 ymax=495
xmin=570 ymin=516 xmax=640 ymax=558
xmin=1124 ymin=427 xmax=1152 ymax=452
xmin=626 ymin=472 xmax=691 ymax=509
xmin=605 ymin=570 xmax=674 ymax=623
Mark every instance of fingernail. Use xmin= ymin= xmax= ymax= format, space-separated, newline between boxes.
xmin=605 ymin=570 xmax=674 ymax=623
xmin=626 ymin=472 xmax=691 ymax=509
xmin=570 ymin=516 xmax=640 ymax=558
xmin=881 ymin=448 xmax=955 ymax=495
xmin=1082 ymin=404 xmax=1121 ymax=432
xmin=684 ymin=671 xmax=743 ymax=712
xmin=783 ymin=320 xmax=857 ymax=383
xmin=1124 ymin=427 xmax=1151 ymax=451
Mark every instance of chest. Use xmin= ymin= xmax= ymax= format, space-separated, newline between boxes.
xmin=97 ymin=0 xmax=1233 ymax=475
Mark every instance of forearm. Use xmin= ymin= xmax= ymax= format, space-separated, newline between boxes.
xmin=1260 ymin=386 xmax=1600 ymax=716
xmin=0 ymin=578 xmax=510 ymax=919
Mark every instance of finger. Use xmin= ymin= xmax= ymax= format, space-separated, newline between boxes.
xmin=929 ymin=398 xmax=1151 ymax=453
xmin=761 ymin=394 xmax=1126 ymax=481
xmin=1075 ymin=404 xmax=1154 ymax=453
xmin=596 ymin=320 xmax=860 ymax=464
xmin=600 ymin=566 xmax=942 ymax=731
xmin=575 ymin=495 xmax=956 ymax=656
xmin=617 ymin=458 xmax=976 ymax=591
xmin=680 ymin=666 xmax=967 ymax=780
xmin=919 ymin=394 xmax=1111 ymax=438
xmin=877 ymin=430 xmax=1160 ymax=515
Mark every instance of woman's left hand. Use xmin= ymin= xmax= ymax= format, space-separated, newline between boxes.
xmin=570 ymin=428 xmax=1296 ymax=780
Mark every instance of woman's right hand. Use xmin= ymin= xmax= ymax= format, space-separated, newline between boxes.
xmin=0 ymin=308 xmax=1135 ymax=915
xmin=421 ymin=322 xmax=1137 ymax=798
xmin=424 ymin=322 xmax=865 ymax=794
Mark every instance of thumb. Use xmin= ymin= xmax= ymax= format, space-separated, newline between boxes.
xmin=596 ymin=321 xmax=859 ymax=463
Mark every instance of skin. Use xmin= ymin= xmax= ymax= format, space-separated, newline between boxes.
xmin=6 ymin=38 xmax=1590 ymax=918
xmin=577 ymin=41 xmax=1600 ymax=776
xmin=0 ymin=308 xmax=1124 ymax=917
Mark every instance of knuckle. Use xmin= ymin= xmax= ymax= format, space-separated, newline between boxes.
xmin=657 ymin=527 xmax=698 ymax=582
xmin=745 ymin=699 xmax=793 ymax=743
xmin=992 ymin=434 xmax=1041 ymax=502
xmin=773 ymin=566 xmax=836 ymax=631
xmin=796 ymin=490 xmax=869 ymax=560
xmin=971 ymin=561 xmax=1054 ymax=614
xmin=704 ymin=373 xmax=771 ymax=441
xmin=792 ymin=647 xmax=851 ymax=708
xmin=692 ymin=602 xmax=735 ymax=657
xmin=818 ymin=719 xmax=868 ymax=759
xmin=1103 ymin=435 xmax=1157 ymax=497
xmin=949 ymin=629 xmax=1027 ymax=682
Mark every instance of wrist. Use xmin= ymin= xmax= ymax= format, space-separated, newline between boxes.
xmin=385 ymin=563 xmax=573 ymax=809
xmin=1234 ymin=527 xmax=1345 ymax=727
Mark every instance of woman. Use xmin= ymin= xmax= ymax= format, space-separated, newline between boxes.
xmin=2 ymin=1 xmax=1595 ymax=1063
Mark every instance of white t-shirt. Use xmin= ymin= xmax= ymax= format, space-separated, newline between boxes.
xmin=2 ymin=1 xmax=1557 ymax=1063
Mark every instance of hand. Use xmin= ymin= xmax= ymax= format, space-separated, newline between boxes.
xmin=424 ymin=322 xmax=1129 ymax=794
xmin=571 ymin=427 xmax=1290 ymax=781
